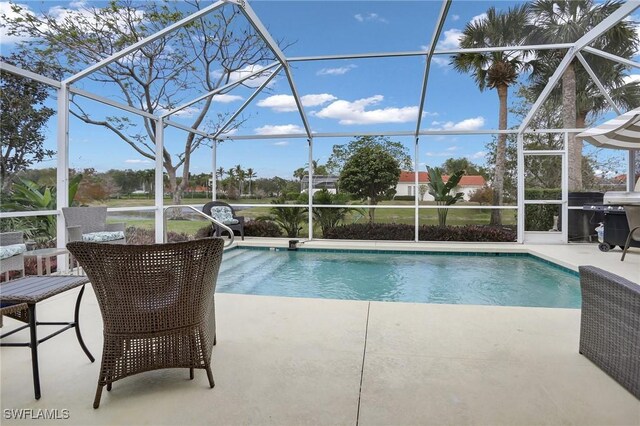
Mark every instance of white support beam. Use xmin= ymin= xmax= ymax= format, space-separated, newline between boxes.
xmin=629 ymin=150 xmax=637 ymax=192
xmin=235 ymin=0 xmax=312 ymax=138
xmin=64 ymin=0 xmax=227 ymax=84
xmin=212 ymin=141 xmax=217 ymax=201
xmin=0 ymin=62 xmax=61 ymax=88
xmin=164 ymin=119 xmax=214 ymax=138
xmin=576 ymin=52 xmax=621 ymax=115
xmin=161 ymin=61 xmax=280 ymax=118
xmin=69 ymin=86 xmax=157 ymax=119
xmin=561 ymin=132 xmax=569 ymax=244
xmin=308 ymin=137 xmax=314 ymax=240
xmin=415 ymin=0 xmax=451 ymax=137
xmin=520 ymin=0 xmax=639 ymax=133
xmin=516 ymin=133 xmax=525 ymax=243
xmin=155 ymin=117 xmax=165 ymax=243
xmin=211 ymin=64 xmax=283 ymax=139
xmin=582 ymin=46 xmax=640 ymax=69
xmin=433 ymin=43 xmax=574 ymax=56
xmin=219 ymin=128 xmax=588 ymax=141
xmin=414 ymin=137 xmax=420 ymax=242
xmin=56 ymin=84 xmax=70 ymax=255
xmin=286 ymin=44 xmax=575 ymax=62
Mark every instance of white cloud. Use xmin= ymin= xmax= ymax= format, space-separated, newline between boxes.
xmin=212 ymin=94 xmax=243 ymax=103
xmin=469 ymin=151 xmax=487 ymax=160
xmin=254 ymin=124 xmax=304 ymax=135
xmin=470 ymin=13 xmax=488 ymax=26
xmin=317 ymin=65 xmax=357 ymax=76
xmin=1 ymin=1 xmax=144 ymax=46
xmin=212 ymin=64 xmax=277 ymax=88
xmin=125 ymin=159 xmax=152 ymax=164
xmin=257 ymin=93 xmax=337 ymax=112
xmin=437 ymin=28 xmax=463 ymax=50
xmin=0 ymin=2 xmax=37 ymax=44
xmin=314 ymin=95 xmax=419 ymax=125
xmin=354 ymin=12 xmax=388 ymax=23
xmin=429 ymin=116 xmax=485 ymax=131
xmin=425 ymin=146 xmax=459 ymax=157
xmin=273 ymin=141 xmax=289 ymax=146
xmin=623 ymin=74 xmax=640 ymax=85
xmin=432 ymin=56 xmax=450 ymax=67
xmin=452 ymin=14 xmax=460 ymax=21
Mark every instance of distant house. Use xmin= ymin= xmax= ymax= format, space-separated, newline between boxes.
xmin=395 ymin=171 xmax=486 ymax=201
xmin=300 ymin=175 xmax=338 ymax=195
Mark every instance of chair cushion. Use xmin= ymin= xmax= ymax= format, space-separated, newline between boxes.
xmin=82 ymin=231 xmax=125 ymax=243
xmin=0 ymin=243 xmax=26 ymax=260
xmin=210 ymin=206 xmax=239 ymax=225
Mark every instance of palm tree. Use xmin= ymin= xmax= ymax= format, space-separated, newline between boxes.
xmin=452 ymin=5 xmax=530 ymax=225
xmin=246 ymin=167 xmax=257 ymax=196
xmin=527 ymin=0 xmax=639 ymax=191
xmin=293 ymin=167 xmax=306 ymax=191
xmin=234 ymin=164 xmax=244 ymax=196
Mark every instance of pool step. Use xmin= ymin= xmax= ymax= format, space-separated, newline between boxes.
xmin=219 ymin=250 xmax=265 ymax=273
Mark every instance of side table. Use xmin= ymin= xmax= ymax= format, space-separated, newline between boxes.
xmin=0 ymin=276 xmax=94 ymax=399
xmin=23 ymin=247 xmax=76 ymax=275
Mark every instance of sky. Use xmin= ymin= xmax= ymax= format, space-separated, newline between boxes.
xmin=1 ymin=0 xmax=638 ymax=180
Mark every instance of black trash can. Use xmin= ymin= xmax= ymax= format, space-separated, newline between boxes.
xmin=568 ymin=192 xmax=604 ymax=242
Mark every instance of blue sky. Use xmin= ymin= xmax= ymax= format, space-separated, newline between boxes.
xmin=1 ymin=0 xmax=637 ymax=179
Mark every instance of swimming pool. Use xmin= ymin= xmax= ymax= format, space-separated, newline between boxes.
xmin=216 ymin=248 xmax=581 ymax=308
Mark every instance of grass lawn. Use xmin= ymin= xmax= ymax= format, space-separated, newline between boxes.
xmin=108 ymin=198 xmax=516 ymax=238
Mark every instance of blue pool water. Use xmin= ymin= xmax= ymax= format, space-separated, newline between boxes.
xmin=216 ymin=249 xmax=581 ymax=308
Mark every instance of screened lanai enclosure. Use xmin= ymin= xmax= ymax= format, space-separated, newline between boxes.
xmin=1 ymin=0 xmax=639 ymax=248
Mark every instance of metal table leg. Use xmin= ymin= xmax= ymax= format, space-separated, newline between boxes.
xmin=74 ymin=285 xmax=94 ymax=362
xmin=28 ymin=304 xmax=41 ymax=400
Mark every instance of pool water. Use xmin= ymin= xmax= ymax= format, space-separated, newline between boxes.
xmin=216 ymin=249 xmax=581 ymax=308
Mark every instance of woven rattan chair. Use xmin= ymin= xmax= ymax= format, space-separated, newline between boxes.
xmin=62 ymin=207 xmax=126 ymax=244
xmin=0 ymin=231 xmax=26 ymax=281
xmin=67 ymin=238 xmax=225 ymax=408
xmin=621 ymin=205 xmax=640 ymax=261
xmin=203 ymin=201 xmax=245 ymax=240
xmin=579 ymin=266 xmax=639 ymax=399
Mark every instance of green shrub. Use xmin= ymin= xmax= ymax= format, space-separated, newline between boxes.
xmin=323 ymin=223 xmax=516 ymax=242
xmin=244 ymin=220 xmax=283 ymax=237
xmin=285 ymin=191 xmax=301 ymax=201
xmin=393 ymin=195 xmax=415 ymax=201
xmin=125 ymin=226 xmax=190 ymax=244
xmin=524 ymin=188 xmax=561 ymax=231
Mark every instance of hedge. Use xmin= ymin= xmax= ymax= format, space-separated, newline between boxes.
xmin=323 ymin=223 xmax=516 ymax=242
xmin=524 ymin=188 xmax=561 ymax=231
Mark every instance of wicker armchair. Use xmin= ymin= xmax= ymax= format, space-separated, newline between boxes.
xmin=62 ymin=207 xmax=126 ymax=244
xmin=0 ymin=231 xmax=26 ymax=281
xmin=579 ymin=266 xmax=639 ymax=399
xmin=67 ymin=238 xmax=225 ymax=408
xmin=203 ymin=201 xmax=245 ymax=240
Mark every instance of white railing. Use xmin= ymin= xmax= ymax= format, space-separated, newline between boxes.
xmin=163 ymin=205 xmax=235 ymax=249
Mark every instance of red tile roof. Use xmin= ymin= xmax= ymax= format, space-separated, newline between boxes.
xmin=398 ymin=171 xmax=485 ymax=186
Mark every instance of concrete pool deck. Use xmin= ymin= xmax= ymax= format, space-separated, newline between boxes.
xmin=1 ymin=241 xmax=638 ymax=425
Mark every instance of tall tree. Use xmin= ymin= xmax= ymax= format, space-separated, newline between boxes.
xmin=234 ymin=164 xmax=244 ymax=196
xmin=327 ymin=136 xmax=412 ymax=175
xmin=0 ymin=52 xmax=60 ymax=193
xmin=441 ymin=157 xmax=488 ymax=179
xmin=245 ymin=167 xmax=257 ymax=195
xmin=339 ymin=145 xmax=401 ymax=223
xmin=527 ymin=0 xmax=639 ymax=191
xmin=3 ymin=1 xmax=280 ymax=204
xmin=452 ymin=5 xmax=530 ymax=226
